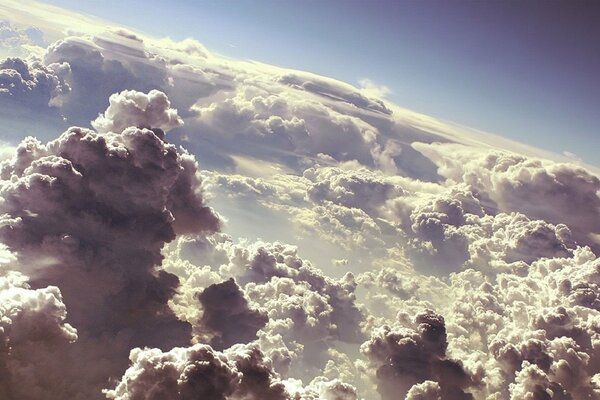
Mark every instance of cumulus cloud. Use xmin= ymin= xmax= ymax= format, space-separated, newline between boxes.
xmin=0 ymin=270 xmax=77 ymax=400
xmin=305 ymin=165 xmax=404 ymax=215
xmin=1 ymin=10 xmax=600 ymax=400
xmin=0 ymin=57 xmax=68 ymax=106
xmin=0 ymin=57 xmax=69 ymax=129
xmin=3 ymin=26 xmax=449 ymax=179
xmin=361 ymin=310 xmax=478 ymax=400
xmin=196 ymin=278 xmax=268 ymax=350
xmin=162 ymin=236 xmax=365 ymax=381
xmin=0 ymin=90 xmax=219 ymax=399
xmin=44 ymin=36 xmax=170 ymax=126
xmin=105 ymin=341 xmax=359 ymax=400
xmin=401 ymin=187 xmax=577 ymax=274
xmin=189 ymin=83 xmax=389 ymax=171
xmin=0 ymin=56 xmax=71 ymax=142
xmin=105 ymin=343 xmax=288 ymax=400
xmin=416 ymin=143 xmax=600 ymax=253
xmin=91 ymin=89 xmax=183 ymax=134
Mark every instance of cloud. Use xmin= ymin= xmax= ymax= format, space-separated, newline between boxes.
xmin=0 ymin=57 xmax=69 ymax=123
xmin=44 ymin=36 xmax=170 ymax=126
xmin=196 ymin=278 xmax=268 ymax=350
xmin=91 ymin=89 xmax=183 ymax=134
xmin=0 ymin=20 xmax=46 ymax=56
xmin=405 ymin=381 xmax=443 ymax=400
xmin=305 ymin=165 xmax=404 ymax=215
xmin=189 ymin=82 xmax=392 ymax=171
xmin=402 ymin=188 xmax=576 ymax=274
xmin=3 ymin=27 xmax=450 ymax=180
xmin=0 ymin=270 xmax=77 ymax=400
xmin=161 ymin=234 xmax=365 ymax=383
xmin=358 ymin=78 xmax=391 ymax=99
xmin=105 ymin=343 xmax=288 ymax=400
xmin=361 ymin=310 xmax=478 ymax=400
xmin=416 ymin=143 xmax=600 ymax=252
xmin=105 ymin=341 xmax=358 ymax=400
xmin=0 ymin=90 xmax=219 ymax=399
xmin=278 ymin=72 xmax=391 ymax=115
xmin=1 ymin=9 xmax=600 ymax=400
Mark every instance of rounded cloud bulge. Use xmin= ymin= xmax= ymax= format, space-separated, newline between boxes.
xmin=0 ymin=6 xmax=599 ymax=400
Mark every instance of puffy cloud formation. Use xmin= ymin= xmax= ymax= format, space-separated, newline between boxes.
xmin=0 ymin=270 xmax=77 ymax=400
xmin=0 ymin=26 xmax=445 ymax=176
xmin=105 ymin=342 xmax=357 ymax=400
xmin=0 ymin=90 xmax=219 ymax=399
xmin=44 ymin=35 xmax=170 ymax=126
xmin=0 ymin=57 xmax=68 ymax=106
xmin=361 ymin=310 xmax=477 ymax=400
xmin=417 ymin=143 xmax=600 ymax=252
xmin=1 ymin=11 xmax=600 ymax=400
xmin=0 ymin=57 xmax=70 ymax=142
xmin=305 ymin=165 xmax=404 ymax=215
xmin=92 ymin=89 xmax=183 ymax=134
xmin=189 ymin=82 xmax=401 ymax=172
xmin=401 ymin=188 xmax=577 ymax=274
xmin=162 ymin=236 xmax=364 ymax=382
xmin=199 ymin=151 xmax=600 ymax=399
xmin=105 ymin=343 xmax=288 ymax=400
xmin=354 ymin=242 xmax=600 ymax=399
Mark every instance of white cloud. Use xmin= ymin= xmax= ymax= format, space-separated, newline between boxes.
xmin=92 ymin=89 xmax=183 ymax=134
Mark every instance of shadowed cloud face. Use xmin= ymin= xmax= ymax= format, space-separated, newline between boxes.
xmin=362 ymin=310 xmax=477 ymax=400
xmin=197 ymin=278 xmax=268 ymax=350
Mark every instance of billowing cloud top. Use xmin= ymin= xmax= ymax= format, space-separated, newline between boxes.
xmin=0 ymin=4 xmax=599 ymax=400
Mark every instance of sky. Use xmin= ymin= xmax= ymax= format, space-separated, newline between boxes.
xmin=43 ymin=0 xmax=600 ymax=165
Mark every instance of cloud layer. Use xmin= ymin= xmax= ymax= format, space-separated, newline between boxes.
xmin=0 ymin=12 xmax=599 ymax=400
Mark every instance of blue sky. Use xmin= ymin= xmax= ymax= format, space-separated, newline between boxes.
xmin=44 ymin=0 xmax=600 ymax=165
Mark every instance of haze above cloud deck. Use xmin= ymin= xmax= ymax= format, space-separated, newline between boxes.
xmin=0 ymin=2 xmax=600 ymax=400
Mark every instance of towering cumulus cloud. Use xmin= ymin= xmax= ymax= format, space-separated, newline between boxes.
xmin=0 ymin=90 xmax=219 ymax=399
xmin=362 ymin=310 xmax=477 ymax=400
